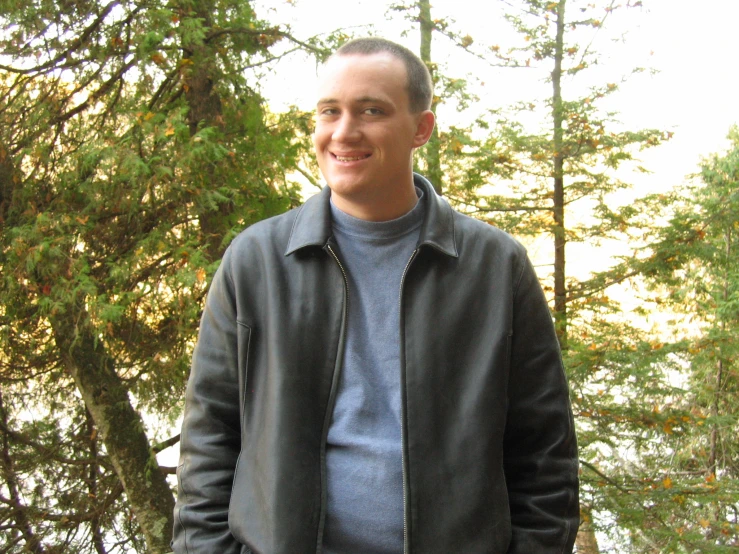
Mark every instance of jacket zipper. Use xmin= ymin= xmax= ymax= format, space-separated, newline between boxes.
xmin=321 ymin=244 xmax=417 ymax=553
xmin=317 ymin=244 xmax=349 ymax=554
xmin=398 ymin=248 xmax=419 ymax=554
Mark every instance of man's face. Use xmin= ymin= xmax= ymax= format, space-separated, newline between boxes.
xmin=313 ymin=53 xmax=433 ymax=218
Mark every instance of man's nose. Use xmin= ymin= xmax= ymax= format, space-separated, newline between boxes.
xmin=332 ymin=114 xmax=361 ymax=142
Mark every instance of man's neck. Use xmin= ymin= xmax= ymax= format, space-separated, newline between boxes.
xmin=330 ymin=181 xmax=419 ymax=222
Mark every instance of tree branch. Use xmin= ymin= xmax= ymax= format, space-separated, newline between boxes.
xmin=52 ymin=57 xmax=137 ymax=124
xmin=0 ymin=1 xmax=121 ymax=75
xmin=151 ymin=434 xmax=180 ymax=454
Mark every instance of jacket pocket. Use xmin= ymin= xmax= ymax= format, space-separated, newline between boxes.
xmin=236 ymin=321 xmax=253 ymax=421
xmin=505 ymin=332 xmax=513 ymax=369
xmin=230 ymin=322 xmax=253 ymax=546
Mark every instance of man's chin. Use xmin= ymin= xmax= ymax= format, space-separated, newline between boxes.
xmin=325 ymin=176 xmax=370 ymax=195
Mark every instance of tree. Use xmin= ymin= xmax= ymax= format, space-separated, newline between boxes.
xmin=386 ymin=1 xmax=677 ymax=551
xmin=473 ymin=1 xmax=669 ymax=340
xmin=462 ymin=3 xmax=679 ymax=551
xmin=595 ymin=127 xmax=739 ymax=551
xmin=416 ymin=0 xmax=443 ymax=193
xmin=0 ymin=0 xmax=321 ymax=551
xmin=387 ymin=0 xmax=510 ymax=199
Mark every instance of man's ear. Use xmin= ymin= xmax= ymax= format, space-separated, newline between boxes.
xmin=412 ymin=110 xmax=436 ymax=148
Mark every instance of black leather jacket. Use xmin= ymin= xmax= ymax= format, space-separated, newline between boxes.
xmin=173 ymin=175 xmax=579 ymax=553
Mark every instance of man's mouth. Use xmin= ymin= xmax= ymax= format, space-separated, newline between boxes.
xmin=332 ymin=153 xmax=371 ymax=162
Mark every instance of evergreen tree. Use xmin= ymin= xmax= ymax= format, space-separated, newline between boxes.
xmin=596 ymin=128 xmax=739 ymax=551
xmin=0 ymin=0 xmax=322 ymax=551
xmin=469 ymin=3 xmax=679 ymax=551
xmin=386 ymin=1 xmax=679 ymax=551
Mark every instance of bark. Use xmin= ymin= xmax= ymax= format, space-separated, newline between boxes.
xmin=417 ymin=0 xmax=443 ymax=194
xmin=85 ymin=408 xmax=108 ymax=554
xmin=708 ymin=355 xmax=722 ymax=479
xmin=51 ymin=306 xmax=174 ymax=554
xmin=0 ymin=139 xmax=18 ymax=225
xmin=575 ymin=504 xmax=600 ymax=554
xmin=708 ymin=223 xmax=731 ymax=528
xmin=183 ymin=4 xmax=232 ymax=264
xmin=551 ymin=0 xmax=568 ymax=349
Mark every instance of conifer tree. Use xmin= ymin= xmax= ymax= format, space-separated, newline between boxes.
xmin=387 ymin=1 xmax=677 ymax=550
xmin=0 ymin=1 xmax=323 ymax=550
xmin=480 ymin=3 xmax=681 ymax=550
xmin=594 ymin=128 xmax=739 ymax=551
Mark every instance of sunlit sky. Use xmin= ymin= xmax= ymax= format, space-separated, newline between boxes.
xmin=254 ymin=0 xmax=739 ymax=194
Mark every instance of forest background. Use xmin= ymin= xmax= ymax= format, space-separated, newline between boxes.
xmin=1 ymin=0 xmax=737 ymax=552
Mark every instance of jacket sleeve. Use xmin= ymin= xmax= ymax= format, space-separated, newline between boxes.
xmin=503 ymin=255 xmax=579 ymax=553
xmin=172 ymin=249 xmax=244 ymax=553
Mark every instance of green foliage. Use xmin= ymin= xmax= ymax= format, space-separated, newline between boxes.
xmin=567 ymin=127 xmax=739 ymax=551
xmin=474 ymin=4 xmax=686 ymax=551
xmin=625 ymin=128 xmax=739 ymax=551
xmin=0 ymin=0 xmax=318 ymax=551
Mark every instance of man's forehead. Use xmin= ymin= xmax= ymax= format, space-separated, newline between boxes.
xmin=318 ymin=51 xmax=399 ymax=74
xmin=314 ymin=53 xmax=408 ymax=104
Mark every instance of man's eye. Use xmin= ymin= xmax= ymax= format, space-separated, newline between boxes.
xmin=364 ymin=107 xmax=382 ymax=115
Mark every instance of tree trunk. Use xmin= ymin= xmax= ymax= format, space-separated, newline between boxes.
xmin=418 ymin=0 xmax=443 ymax=195
xmin=574 ymin=504 xmax=600 ymax=554
xmin=182 ymin=3 xmax=234 ymax=264
xmin=0 ymin=139 xmax=19 ymax=225
xmin=51 ymin=307 xmax=174 ymax=553
xmin=708 ymin=224 xmax=731 ymax=529
xmin=85 ymin=408 xmax=108 ymax=554
xmin=575 ymin=522 xmax=600 ymax=554
xmin=551 ymin=0 xmax=568 ymax=349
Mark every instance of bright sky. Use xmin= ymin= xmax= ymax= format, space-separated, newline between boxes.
xmin=255 ymin=0 xmax=739 ymax=193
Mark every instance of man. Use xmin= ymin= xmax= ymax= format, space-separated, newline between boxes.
xmin=173 ymin=38 xmax=579 ymax=553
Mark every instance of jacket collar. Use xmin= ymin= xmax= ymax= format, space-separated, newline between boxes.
xmin=285 ymin=173 xmax=458 ymax=258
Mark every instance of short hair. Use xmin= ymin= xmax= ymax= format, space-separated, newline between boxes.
xmin=332 ymin=37 xmax=433 ymax=113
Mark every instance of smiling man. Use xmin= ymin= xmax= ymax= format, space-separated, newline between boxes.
xmin=312 ymin=49 xmax=432 ymax=221
xmin=173 ymin=38 xmax=579 ymax=554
